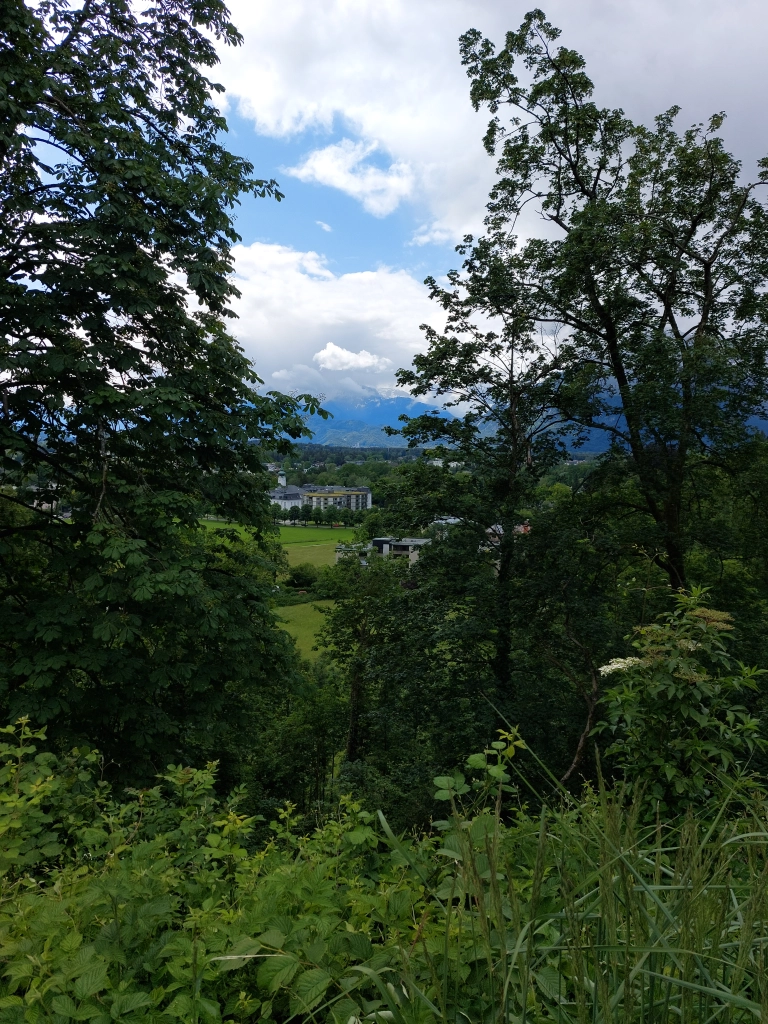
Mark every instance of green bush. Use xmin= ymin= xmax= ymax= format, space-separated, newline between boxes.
xmin=284 ymin=563 xmax=320 ymax=590
xmin=1 ymin=719 xmax=768 ymax=1024
xmin=595 ymin=589 xmax=766 ymax=814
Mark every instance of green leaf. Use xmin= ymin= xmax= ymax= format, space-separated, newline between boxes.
xmin=257 ymin=929 xmax=286 ymax=950
xmin=165 ymin=994 xmax=194 ymax=1019
xmin=197 ymin=997 xmax=221 ymax=1021
xmin=289 ymin=968 xmax=332 ymax=1014
xmin=60 ymin=932 xmax=84 ymax=954
xmin=52 ymin=995 xmax=78 ymax=1019
xmin=347 ymin=933 xmax=373 ymax=961
xmin=74 ymin=963 xmax=109 ymax=1000
xmin=257 ymin=954 xmax=300 ymax=993
xmin=213 ymin=939 xmax=263 ymax=972
xmin=110 ymin=992 xmax=152 ymax=1018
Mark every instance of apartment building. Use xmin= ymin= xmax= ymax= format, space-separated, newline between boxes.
xmin=267 ymin=484 xmax=372 ymax=512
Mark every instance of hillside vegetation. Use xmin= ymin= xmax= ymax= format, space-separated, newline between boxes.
xmin=3 ymin=3 xmax=768 ymax=1022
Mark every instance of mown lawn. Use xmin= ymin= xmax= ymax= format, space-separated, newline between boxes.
xmin=276 ymin=600 xmax=333 ymax=660
xmin=199 ymin=522 xmax=357 ymax=567
xmin=278 ymin=525 xmax=357 ymax=567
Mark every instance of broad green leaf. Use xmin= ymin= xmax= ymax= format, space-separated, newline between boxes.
xmin=165 ymin=994 xmax=194 ymax=1019
xmin=289 ymin=968 xmax=332 ymax=1014
xmin=74 ymin=963 xmax=109 ymax=1001
xmin=110 ymin=992 xmax=152 ymax=1018
xmin=257 ymin=954 xmax=299 ymax=993
xmin=257 ymin=929 xmax=286 ymax=950
xmin=52 ymin=995 xmax=78 ymax=1018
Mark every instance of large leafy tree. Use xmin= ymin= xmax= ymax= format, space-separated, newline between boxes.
xmin=0 ymin=0 xmax=317 ymax=776
xmin=383 ymin=9 xmax=768 ymax=784
xmin=399 ymin=9 xmax=768 ymax=592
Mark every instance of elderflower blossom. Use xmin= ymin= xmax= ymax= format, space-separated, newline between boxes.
xmin=598 ymin=657 xmax=642 ymax=677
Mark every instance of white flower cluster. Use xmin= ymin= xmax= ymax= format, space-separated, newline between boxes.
xmin=598 ymin=657 xmax=643 ymax=677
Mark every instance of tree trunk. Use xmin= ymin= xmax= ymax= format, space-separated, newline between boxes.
xmin=346 ymin=662 xmax=364 ymax=762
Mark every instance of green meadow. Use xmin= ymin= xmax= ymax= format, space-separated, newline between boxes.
xmin=278 ymin=524 xmax=356 ymax=566
xmin=277 ymin=529 xmax=353 ymax=655
xmin=276 ymin=600 xmax=334 ymax=660
xmin=201 ymin=523 xmax=353 ymax=655
xmin=201 ymin=521 xmax=356 ymax=567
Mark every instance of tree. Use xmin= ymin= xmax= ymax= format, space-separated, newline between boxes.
xmin=288 ymin=505 xmax=301 ymax=525
xmin=311 ymin=507 xmax=324 ymax=528
xmin=378 ymin=11 xmax=768 ymax=786
xmin=316 ymin=534 xmax=505 ymax=827
xmin=270 ymin=503 xmax=283 ymax=525
xmin=285 ymin=562 xmax=319 ymax=590
xmin=0 ymin=0 xmax=323 ymax=777
xmin=299 ymin=504 xmax=313 ymax=527
xmin=449 ymin=11 xmax=768 ymax=589
xmin=323 ymin=506 xmax=338 ymax=527
xmin=317 ymin=556 xmax=406 ymax=763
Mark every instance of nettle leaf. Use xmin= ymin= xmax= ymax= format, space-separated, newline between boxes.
xmin=110 ymin=992 xmax=152 ymax=1017
xmin=165 ymin=994 xmax=194 ymax=1019
xmin=289 ymin=968 xmax=332 ymax=1014
xmin=51 ymin=995 xmax=78 ymax=1018
xmin=257 ymin=954 xmax=300 ymax=993
xmin=73 ymin=962 xmax=109 ymax=1000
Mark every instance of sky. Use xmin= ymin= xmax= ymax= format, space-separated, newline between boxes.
xmin=213 ymin=0 xmax=768 ymax=420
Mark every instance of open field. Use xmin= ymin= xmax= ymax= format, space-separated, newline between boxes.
xmin=199 ymin=522 xmax=357 ymax=567
xmin=276 ymin=600 xmax=333 ymax=660
xmin=278 ymin=525 xmax=356 ymax=567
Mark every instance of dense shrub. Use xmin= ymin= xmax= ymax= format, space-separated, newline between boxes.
xmin=1 ymin=721 xmax=768 ymax=1024
xmin=284 ymin=563 xmax=321 ymax=590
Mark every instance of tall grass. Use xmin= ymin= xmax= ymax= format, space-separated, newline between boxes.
xmin=370 ymin=786 xmax=768 ymax=1024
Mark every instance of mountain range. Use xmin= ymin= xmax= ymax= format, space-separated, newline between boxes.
xmin=304 ymin=395 xmax=445 ymax=447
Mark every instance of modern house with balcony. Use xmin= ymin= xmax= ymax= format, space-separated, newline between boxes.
xmin=335 ymin=536 xmax=431 ymax=565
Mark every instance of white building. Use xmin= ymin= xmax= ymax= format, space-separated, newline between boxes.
xmin=267 ymin=484 xmax=372 ymax=512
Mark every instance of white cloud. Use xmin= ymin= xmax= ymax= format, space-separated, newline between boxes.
xmin=230 ymin=241 xmax=440 ymax=397
xmin=218 ymin=0 xmax=768 ymax=242
xmin=314 ymin=342 xmax=392 ymax=372
xmin=286 ymin=140 xmax=413 ymax=217
xmin=217 ymin=0 xmax=768 ymax=404
xmin=316 ymin=220 xmax=332 ymax=232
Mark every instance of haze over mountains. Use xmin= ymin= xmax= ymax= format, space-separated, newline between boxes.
xmin=304 ymin=395 xmax=616 ymax=451
xmin=305 ymin=395 xmax=443 ymax=446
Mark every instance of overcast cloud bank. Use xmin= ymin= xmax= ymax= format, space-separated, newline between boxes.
xmin=219 ymin=0 xmax=768 ymax=404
